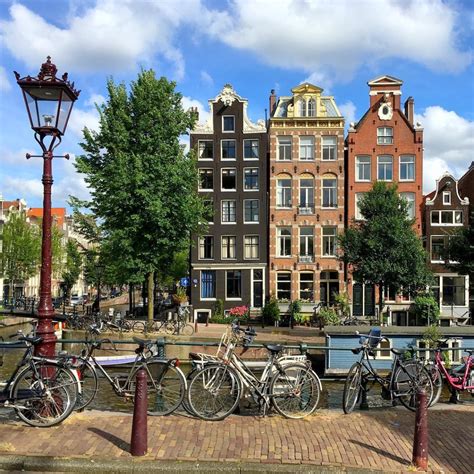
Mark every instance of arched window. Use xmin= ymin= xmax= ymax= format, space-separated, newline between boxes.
xmin=299 ymin=99 xmax=307 ymax=117
xmin=308 ymin=98 xmax=316 ymax=116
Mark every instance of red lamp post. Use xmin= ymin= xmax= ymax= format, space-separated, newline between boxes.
xmin=15 ymin=57 xmax=80 ymax=357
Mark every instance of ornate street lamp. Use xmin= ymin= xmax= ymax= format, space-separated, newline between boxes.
xmin=15 ymin=57 xmax=80 ymax=357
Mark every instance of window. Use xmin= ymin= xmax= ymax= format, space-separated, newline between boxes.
xmin=356 ymin=156 xmax=371 ymax=181
xmin=226 ymin=270 xmax=241 ymax=299
xmin=277 ymin=227 xmax=291 ymax=257
xmin=442 ymin=276 xmax=466 ymax=306
xmin=299 ymin=136 xmax=314 ymax=160
xmin=199 ymin=236 xmax=214 ymax=259
xmin=299 ymin=227 xmax=314 ymax=260
xmin=244 ymin=235 xmax=259 ymax=259
xmin=199 ymin=169 xmax=213 ymax=190
xmin=244 ymin=139 xmax=259 ymax=159
xmin=308 ymin=98 xmax=316 ymax=117
xmin=376 ymin=339 xmax=392 ymax=359
xmin=431 ymin=210 xmax=463 ymax=225
xmin=355 ymin=193 xmax=366 ymax=220
xmin=400 ymin=155 xmax=415 ymax=181
xmin=322 ymin=136 xmax=337 ymax=160
xmin=221 ymin=236 xmax=236 ymax=259
xmin=277 ymin=273 xmax=291 ymax=300
xmin=221 ymin=200 xmax=236 ymax=223
xmin=400 ymin=192 xmax=415 ymax=219
xmin=299 ymin=100 xmax=306 ymax=117
xmin=320 ymin=271 xmax=339 ymax=306
xmin=377 ymin=155 xmax=393 ymax=181
xmin=322 ymin=178 xmax=337 ymax=208
xmin=377 ymin=127 xmax=393 ymax=145
xmin=221 ymin=140 xmax=236 ymax=159
xmin=221 ymin=168 xmax=236 ymax=190
xmin=277 ymin=178 xmax=292 ymax=208
xmin=299 ymin=178 xmax=314 ymax=212
xmin=198 ymin=140 xmax=213 ymax=160
xmin=443 ymin=191 xmax=451 ymax=205
xmin=203 ymin=199 xmax=214 ymax=223
xmin=384 ymin=285 xmax=397 ymax=302
xmin=322 ymin=227 xmax=337 ymax=256
xmin=222 ymin=115 xmax=235 ymax=132
xmin=201 ymin=270 xmax=216 ymax=299
xmin=431 ymin=236 xmax=446 ymax=262
xmin=244 ymin=168 xmax=259 ymax=190
xmin=300 ymin=273 xmax=314 ymax=301
xmin=278 ymin=137 xmax=292 ymax=161
xmin=244 ymin=199 xmax=259 ymax=223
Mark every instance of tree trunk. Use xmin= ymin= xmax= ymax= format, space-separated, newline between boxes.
xmin=378 ymin=282 xmax=384 ymax=324
xmin=129 ymin=283 xmax=133 ymax=316
xmin=147 ymin=272 xmax=154 ymax=326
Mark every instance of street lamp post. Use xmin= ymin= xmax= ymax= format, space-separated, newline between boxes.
xmin=15 ymin=57 xmax=80 ymax=357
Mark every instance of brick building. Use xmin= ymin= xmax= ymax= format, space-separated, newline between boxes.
xmin=345 ymin=76 xmax=424 ymax=320
xmin=189 ymin=85 xmax=268 ymax=322
xmin=268 ymin=83 xmax=345 ymax=313
xmin=424 ymin=172 xmax=470 ymax=325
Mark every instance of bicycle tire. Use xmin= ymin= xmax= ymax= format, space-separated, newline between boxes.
xmin=343 ymin=362 xmax=363 ymax=414
xmin=132 ymin=321 xmax=146 ymax=334
xmin=270 ymin=364 xmax=320 ymax=419
xmin=427 ymin=363 xmax=443 ymax=406
xmin=130 ymin=361 xmax=186 ymax=416
xmin=74 ymin=359 xmax=99 ymax=411
xmin=165 ymin=322 xmax=176 ymax=335
xmin=186 ymin=364 xmax=241 ymax=421
xmin=393 ymin=361 xmax=434 ymax=412
xmin=180 ymin=324 xmax=194 ymax=337
xmin=10 ymin=362 xmax=78 ymax=427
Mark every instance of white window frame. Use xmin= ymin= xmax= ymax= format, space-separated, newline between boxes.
xmin=222 ymin=115 xmax=235 ymax=133
xmin=321 ymin=177 xmax=337 ymax=208
xmin=299 ymin=178 xmax=315 ymax=211
xmin=243 ymin=235 xmax=259 ymax=260
xmin=322 ymin=136 xmax=337 ymax=161
xmin=375 ymin=339 xmax=392 ymax=360
xmin=225 ymin=270 xmax=242 ymax=301
xmin=430 ymin=235 xmax=446 ymax=263
xmin=276 ymin=272 xmax=292 ymax=301
xmin=221 ymin=139 xmax=236 ymax=161
xmin=299 ymin=227 xmax=314 ymax=258
xmin=221 ymin=199 xmax=236 ymax=224
xmin=221 ymin=235 xmax=236 ymax=260
xmin=443 ymin=191 xmax=451 ymax=205
xmin=377 ymin=127 xmax=393 ymax=145
xmin=221 ymin=168 xmax=237 ymax=192
xmin=200 ymin=270 xmax=216 ymax=301
xmin=277 ymin=227 xmax=292 ymax=257
xmin=400 ymin=192 xmax=415 ymax=219
xmin=377 ymin=155 xmax=393 ymax=181
xmin=307 ymin=98 xmax=316 ymax=117
xmin=299 ymin=136 xmax=315 ymax=161
xmin=355 ymin=193 xmax=365 ymax=221
xmin=198 ymin=168 xmax=214 ymax=192
xmin=299 ymin=272 xmax=314 ymax=301
xmin=399 ymin=155 xmax=415 ymax=181
xmin=243 ymin=199 xmax=259 ymax=224
xmin=277 ymin=178 xmax=292 ymax=208
xmin=277 ymin=136 xmax=292 ymax=161
xmin=198 ymin=140 xmax=214 ymax=161
xmin=430 ymin=210 xmax=463 ymax=226
xmin=243 ymin=168 xmax=259 ymax=191
xmin=243 ymin=139 xmax=259 ymax=160
xmin=198 ymin=236 xmax=214 ymax=260
xmin=322 ymin=227 xmax=337 ymax=257
xmin=355 ymin=155 xmax=371 ymax=182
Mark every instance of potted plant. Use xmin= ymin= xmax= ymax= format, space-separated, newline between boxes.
xmin=262 ymin=296 xmax=280 ymax=327
xmin=173 ymin=287 xmax=188 ymax=306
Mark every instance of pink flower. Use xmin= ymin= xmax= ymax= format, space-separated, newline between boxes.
xmin=228 ymin=305 xmax=249 ymax=317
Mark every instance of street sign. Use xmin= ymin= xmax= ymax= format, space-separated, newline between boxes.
xmin=180 ymin=277 xmax=190 ymax=287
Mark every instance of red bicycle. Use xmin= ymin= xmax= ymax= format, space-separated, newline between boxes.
xmin=429 ymin=340 xmax=474 ymax=404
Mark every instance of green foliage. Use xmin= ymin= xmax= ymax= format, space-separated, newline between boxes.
xmin=213 ymin=299 xmax=224 ymax=319
xmin=61 ymin=239 xmax=82 ymax=298
xmin=445 ymin=215 xmax=474 ymax=279
xmin=262 ymin=296 xmax=281 ymax=324
xmin=413 ymin=293 xmax=440 ymax=324
xmin=209 ymin=314 xmax=233 ymax=324
xmin=422 ymin=324 xmax=442 ymax=347
xmin=0 ymin=211 xmax=41 ymax=296
xmin=289 ymin=300 xmax=304 ymax=324
xmin=339 ymin=182 xmax=433 ymax=314
xmin=174 ymin=286 xmax=188 ymax=303
xmin=333 ymin=291 xmax=351 ymax=317
xmin=319 ymin=307 xmax=341 ymax=326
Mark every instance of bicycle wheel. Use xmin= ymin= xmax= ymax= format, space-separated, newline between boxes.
xmin=165 ymin=322 xmax=176 ymax=335
xmin=133 ymin=361 xmax=186 ymax=416
xmin=427 ymin=363 xmax=443 ymax=406
xmin=180 ymin=324 xmax=194 ymax=337
xmin=11 ymin=362 xmax=78 ymax=427
xmin=270 ymin=364 xmax=320 ymax=419
xmin=187 ymin=364 xmax=241 ymax=421
xmin=74 ymin=359 xmax=99 ymax=411
xmin=343 ymin=362 xmax=363 ymax=414
xmin=393 ymin=361 xmax=434 ymax=411
xmin=132 ymin=321 xmax=146 ymax=333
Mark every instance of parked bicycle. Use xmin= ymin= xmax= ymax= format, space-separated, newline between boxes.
xmin=342 ymin=328 xmax=434 ymax=414
xmin=0 ymin=332 xmax=78 ymax=427
xmin=186 ymin=321 xmax=321 ymax=421
xmin=69 ymin=329 xmax=186 ymax=415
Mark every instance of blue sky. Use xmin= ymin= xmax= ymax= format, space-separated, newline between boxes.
xmin=1 ymin=0 xmax=473 ymax=210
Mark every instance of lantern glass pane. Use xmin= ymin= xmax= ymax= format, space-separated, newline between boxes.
xmin=57 ymin=93 xmax=73 ymax=134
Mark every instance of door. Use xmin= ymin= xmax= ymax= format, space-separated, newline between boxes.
xmin=353 ymin=283 xmax=363 ymax=316
xmin=364 ymin=284 xmax=375 ymax=316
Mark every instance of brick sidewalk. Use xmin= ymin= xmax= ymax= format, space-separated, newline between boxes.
xmin=0 ymin=406 xmax=472 ymax=472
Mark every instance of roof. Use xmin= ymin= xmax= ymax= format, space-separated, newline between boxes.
xmin=1 ymin=199 xmax=24 ymax=211
xmin=367 ymin=75 xmax=403 ymax=87
xmin=27 ymin=208 xmax=66 ymax=227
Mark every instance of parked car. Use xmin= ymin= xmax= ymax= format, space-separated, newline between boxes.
xmin=70 ymin=295 xmax=84 ymax=306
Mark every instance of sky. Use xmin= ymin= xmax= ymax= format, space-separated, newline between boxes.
xmin=1 ymin=0 xmax=473 ymax=210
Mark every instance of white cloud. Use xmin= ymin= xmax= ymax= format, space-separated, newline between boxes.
xmin=85 ymin=93 xmax=106 ymax=108
xmin=338 ymin=101 xmax=356 ymax=129
xmin=208 ymin=0 xmax=472 ymax=81
xmin=181 ymin=96 xmax=211 ymax=125
xmin=0 ymin=66 xmax=12 ymax=91
xmin=200 ymin=70 xmax=214 ymax=86
xmin=53 ymin=156 xmax=91 ymax=204
xmin=2 ymin=176 xmax=44 ymax=200
xmin=415 ymin=106 xmax=474 ymax=192
xmin=67 ymin=106 xmax=100 ymax=137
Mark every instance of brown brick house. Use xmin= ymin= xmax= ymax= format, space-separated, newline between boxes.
xmin=268 ymin=83 xmax=345 ymax=314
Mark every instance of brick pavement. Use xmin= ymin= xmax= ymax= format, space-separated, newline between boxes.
xmin=0 ymin=406 xmax=472 ymax=472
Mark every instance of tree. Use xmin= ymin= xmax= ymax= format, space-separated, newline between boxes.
xmin=339 ymin=182 xmax=432 ymax=320
xmin=61 ymin=239 xmax=83 ymax=299
xmin=74 ymin=70 xmax=206 ymax=324
xmin=445 ymin=214 xmax=474 ymax=280
xmin=0 ymin=211 xmax=41 ymax=298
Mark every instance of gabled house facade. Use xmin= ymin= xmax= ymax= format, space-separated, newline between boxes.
xmin=345 ymin=76 xmax=424 ymax=322
xmin=189 ymin=85 xmax=268 ymax=322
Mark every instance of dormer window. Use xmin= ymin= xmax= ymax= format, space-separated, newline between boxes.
xmin=308 ymin=98 xmax=316 ymax=116
xmin=377 ymin=127 xmax=393 ymax=145
xmin=299 ymin=100 xmax=306 ymax=117
xmin=443 ymin=191 xmax=451 ymax=205
xmin=222 ymin=116 xmax=235 ymax=132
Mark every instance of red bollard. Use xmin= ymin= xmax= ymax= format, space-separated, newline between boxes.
xmin=130 ymin=368 xmax=148 ymax=456
xmin=412 ymin=389 xmax=428 ymax=470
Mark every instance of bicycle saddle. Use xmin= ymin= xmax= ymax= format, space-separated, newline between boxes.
xmin=132 ymin=337 xmax=152 ymax=346
xmin=263 ymin=344 xmax=283 ymax=354
xmin=18 ymin=336 xmax=42 ymax=344
xmin=391 ymin=348 xmax=404 ymax=356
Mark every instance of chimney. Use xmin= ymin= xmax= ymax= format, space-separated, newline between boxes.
xmin=269 ymin=89 xmax=277 ymax=117
xmin=404 ymin=96 xmax=414 ymax=125
xmin=189 ymin=106 xmax=199 ymax=122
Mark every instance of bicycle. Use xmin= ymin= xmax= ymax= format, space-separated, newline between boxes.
xmin=0 ymin=332 xmax=78 ymax=427
xmin=186 ymin=321 xmax=321 ymax=421
xmin=342 ymin=328 xmax=434 ymax=414
xmin=310 ymin=302 xmax=323 ymax=328
xmin=69 ymin=331 xmax=186 ymax=416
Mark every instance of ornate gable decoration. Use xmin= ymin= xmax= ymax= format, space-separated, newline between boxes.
xmin=214 ymin=83 xmax=243 ymax=106
xmin=291 ymin=82 xmax=323 ymax=94
xmin=368 ymin=75 xmax=403 ymax=87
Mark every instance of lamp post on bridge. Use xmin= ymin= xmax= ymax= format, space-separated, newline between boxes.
xmin=15 ymin=57 xmax=80 ymax=357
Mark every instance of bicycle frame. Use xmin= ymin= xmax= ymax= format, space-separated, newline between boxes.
xmin=434 ymin=350 xmax=474 ymax=391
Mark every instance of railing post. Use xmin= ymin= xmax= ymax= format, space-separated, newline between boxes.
xmin=130 ymin=367 xmax=148 ymax=456
xmin=412 ymin=388 xmax=428 ymax=470
xmin=299 ymin=343 xmax=308 ymax=355
xmin=156 ymin=337 xmax=166 ymax=358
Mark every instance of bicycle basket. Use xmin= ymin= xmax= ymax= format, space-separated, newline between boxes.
xmin=368 ymin=327 xmax=382 ymax=348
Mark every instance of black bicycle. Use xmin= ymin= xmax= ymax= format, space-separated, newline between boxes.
xmin=342 ymin=328 xmax=434 ymax=413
